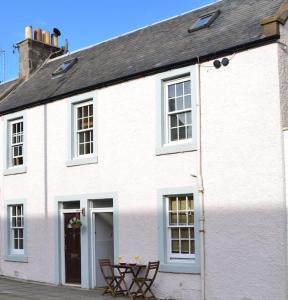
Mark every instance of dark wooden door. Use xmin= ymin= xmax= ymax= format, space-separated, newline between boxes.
xmin=64 ymin=213 xmax=81 ymax=284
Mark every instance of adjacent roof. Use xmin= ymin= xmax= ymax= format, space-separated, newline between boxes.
xmin=0 ymin=0 xmax=284 ymax=115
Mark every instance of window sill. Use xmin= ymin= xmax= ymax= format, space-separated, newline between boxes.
xmin=159 ymin=262 xmax=200 ymax=274
xmin=3 ymin=166 xmax=27 ymax=176
xmin=4 ymin=255 xmax=28 ymax=263
xmin=156 ymin=142 xmax=196 ymax=156
xmin=66 ymin=156 xmax=98 ymax=167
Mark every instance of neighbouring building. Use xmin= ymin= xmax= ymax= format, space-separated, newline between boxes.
xmin=0 ymin=0 xmax=288 ymax=299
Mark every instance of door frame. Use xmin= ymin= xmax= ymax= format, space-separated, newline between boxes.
xmin=90 ymin=207 xmax=114 ymax=288
xmin=60 ymin=208 xmax=83 ymax=286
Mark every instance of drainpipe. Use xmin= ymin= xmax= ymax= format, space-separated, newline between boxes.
xmin=196 ymin=62 xmax=206 ymax=300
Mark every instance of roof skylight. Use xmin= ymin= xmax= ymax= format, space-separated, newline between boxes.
xmin=188 ymin=10 xmax=220 ymax=33
xmin=52 ymin=57 xmax=78 ymax=77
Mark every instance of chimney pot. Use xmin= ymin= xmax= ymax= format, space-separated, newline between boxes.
xmin=25 ymin=26 xmax=32 ymax=39
xmin=34 ymin=28 xmax=42 ymax=42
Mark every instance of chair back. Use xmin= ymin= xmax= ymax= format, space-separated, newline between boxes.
xmin=99 ymin=258 xmax=114 ymax=279
xmin=144 ymin=260 xmax=160 ymax=282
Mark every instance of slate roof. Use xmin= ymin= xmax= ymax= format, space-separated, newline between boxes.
xmin=0 ymin=0 xmax=284 ymax=115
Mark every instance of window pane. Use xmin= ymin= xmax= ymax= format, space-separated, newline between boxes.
xmin=179 ymin=197 xmax=186 ymax=210
xmin=181 ymin=240 xmax=189 ymax=254
xmin=168 ymin=84 xmax=175 ymax=98
xmin=79 ymin=132 xmax=85 ymax=143
xmin=85 ymin=131 xmax=91 ymax=143
xmin=190 ymin=228 xmax=194 ymax=239
xmin=172 ymin=240 xmax=179 ymax=253
xmin=170 ymin=128 xmax=178 ymax=141
xmin=19 ymin=239 xmax=24 ymax=250
xmin=169 ymin=99 xmax=175 ymax=112
xmin=187 ymin=126 xmax=192 ymax=139
xmin=188 ymin=212 xmax=194 ymax=225
xmin=188 ymin=196 xmax=194 ymax=209
xmin=77 ymin=107 xmax=82 ymax=118
xmin=79 ymin=144 xmax=84 ymax=155
xmin=88 ymin=104 xmax=93 ymax=116
xmin=184 ymin=81 xmax=191 ymax=94
xmin=184 ymin=95 xmax=191 ymax=109
xmin=186 ymin=112 xmax=192 ymax=124
xmin=178 ymin=113 xmax=186 ymax=126
xmin=190 ymin=240 xmax=195 ymax=254
xmin=85 ymin=143 xmax=91 ymax=154
xmin=19 ymin=229 xmax=23 ymax=238
xmin=83 ymin=105 xmax=89 ymax=117
xmin=169 ymin=198 xmax=177 ymax=211
xmin=176 ymin=97 xmax=184 ymax=111
xmin=171 ymin=228 xmax=179 ymax=239
xmin=83 ymin=117 xmax=89 ymax=129
xmin=170 ymin=115 xmax=177 ymax=128
xmin=176 ymin=83 xmax=183 ymax=96
xmin=181 ymin=228 xmax=189 ymax=238
xmin=179 ymin=127 xmax=186 ymax=140
xmin=169 ymin=213 xmax=177 ymax=225
xmin=88 ymin=116 xmax=93 ymax=128
xmin=179 ymin=212 xmax=187 ymax=225
xmin=14 ymin=238 xmax=18 ymax=249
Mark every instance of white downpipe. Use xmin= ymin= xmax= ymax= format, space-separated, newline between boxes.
xmin=196 ymin=62 xmax=206 ymax=300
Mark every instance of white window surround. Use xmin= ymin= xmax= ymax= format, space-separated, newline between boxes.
xmin=156 ymin=66 xmax=197 ymax=155
xmin=4 ymin=199 xmax=28 ymax=263
xmin=3 ymin=111 xmax=27 ymax=176
xmin=66 ymin=91 xmax=98 ymax=167
xmin=158 ymin=187 xmax=200 ymax=274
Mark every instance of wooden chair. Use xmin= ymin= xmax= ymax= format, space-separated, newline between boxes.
xmin=131 ymin=261 xmax=160 ymax=300
xmin=98 ymin=258 xmax=124 ymax=296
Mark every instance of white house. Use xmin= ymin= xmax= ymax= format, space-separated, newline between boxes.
xmin=0 ymin=0 xmax=287 ymax=299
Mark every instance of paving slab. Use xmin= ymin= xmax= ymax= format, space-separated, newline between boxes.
xmin=0 ymin=277 xmax=127 ymax=300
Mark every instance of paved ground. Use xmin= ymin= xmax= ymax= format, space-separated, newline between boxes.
xmin=0 ymin=277 xmax=127 ymax=300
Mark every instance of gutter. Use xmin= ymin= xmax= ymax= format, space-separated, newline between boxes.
xmin=0 ymin=34 xmax=279 ymax=117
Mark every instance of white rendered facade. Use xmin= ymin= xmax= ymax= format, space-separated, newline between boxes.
xmin=0 ymin=41 xmax=287 ymax=300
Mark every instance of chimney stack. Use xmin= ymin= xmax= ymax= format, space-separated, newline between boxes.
xmin=17 ymin=26 xmax=63 ymax=80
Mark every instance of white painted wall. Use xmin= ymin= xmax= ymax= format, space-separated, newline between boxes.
xmin=201 ymin=44 xmax=286 ymax=300
xmin=0 ymin=42 xmax=286 ymax=300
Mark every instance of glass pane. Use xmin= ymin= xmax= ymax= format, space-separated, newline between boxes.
xmin=85 ymin=143 xmax=91 ymax=154
xmin=79 ymin=144 xmax=84 ymax=155
xmin=83 ymin=105 xmax=89 ymax=117
xmin=79 ymin=132 xmax=85 ymax=143
xmin=181 ymin=228 xmax=189 ymax=238
xmin=77 ymin=107 xmax=82 ymax=118
xmin=19 ymin=229 xmax=23 ymax=239
xmin=78 ymin=119 xmax=82 ymax=130
xmin=14 ymin=230 xmax=18 ymax=238
xmin=88 ymin=104 xmax=93 ymax=116
xmin=88 ymin=116 xmax=93 ymax=128
xmin=14 ymin=238 xmax=18 ymax=249
xmin=171 ymin=128 xmax=178 ymax=141
xmin=176 ymin=97 xmax=184 ymax=110
xmin=188 ymin=212 xmax=194 ymax=225
xmin=187 ymin=126 xmax=192 ymax=139
xmin=85 ymin=131 xmax=91 ymax=142
xmin=172 ymin=240 xmax=179 ymax=253
xmin=170 ymin=115 xmax=177 ymax=128
xmin=12 ymin=206 xmax=16 ymax=216
xmin=178 ymin=113 xmax=186 ymax=126
xmin=169 ymin=99 xmax=175 ymax=112
xmin=83 ymin=117 xmax=89 ymax=129
xmin=188 ymin=196 xmax=194 ymax=209
xmin=184 ymin=95 xmax=191 ymax=109
xmin=184 ymin=81 xmax=191 ymax=94
xmin=12 ymin=217 xmax=16 ymax=227
xmin=179 ymin=127 xmax=186 ymax=140
xmin=168 ymin=84 xmax=175 ymax=98
xmin=179 ymin=197 xmax=186 ymax=210
xmin=176 ymin=83 xmax=183 ymax=96
xmin=169 ymin=198 xmax=177 ymax=211
xmin=169 ymin=213 xmax=177 ymax=225
xmin=19 ymin=239 xmax=24 ymax=250
xmin=190 ymin=240 xmax=195 ymax=254
xmin=181 ymin=240 xmax=189 ymax=254
xmin=186 ymin=112 xmax=192 ymax=124
xmin=17 ymin=217 xmax=22 ymax=227
xmin=171 ymin=228 xmax=179 ymax=239
xmin=19 ymin=146 xmax=23 ymax=156
xmin=13 ymin=147 xmax=18 ymax=156
xmin=190 ymin=228 xmax=195 ymax=239
xmin=179 ymin=212 xmax=187 ymax=225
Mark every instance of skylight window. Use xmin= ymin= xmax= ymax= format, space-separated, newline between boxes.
xmin=188 ymin=10 xmax=220 ymax=33
xmin=52 ymin=57 xmax=78 ymax=77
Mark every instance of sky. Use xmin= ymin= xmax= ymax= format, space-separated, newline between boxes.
xmin=0 ymin=0 xmax=216 ymax=82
